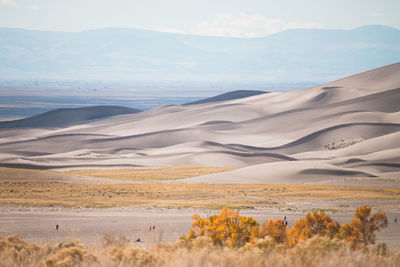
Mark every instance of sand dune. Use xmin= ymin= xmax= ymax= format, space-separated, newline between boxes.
xmin=0 ymin=63 xmax=399 ymax=184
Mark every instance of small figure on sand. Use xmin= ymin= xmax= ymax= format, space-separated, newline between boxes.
xmin=136 ymin=238 xmax=141 ymax=242
xmin=153 ymin=225 xmax=155 ymax=231
xmin=56 ymin=224 xmax=59 ymax=231
xmin=149 ymin=226 xmax=152 ymax=231
xmin=395 ymin=217 xmax=398 ymax=223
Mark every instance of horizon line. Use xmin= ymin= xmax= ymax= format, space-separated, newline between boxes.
xmin=0 ymin=24 xmax=398 ymax=39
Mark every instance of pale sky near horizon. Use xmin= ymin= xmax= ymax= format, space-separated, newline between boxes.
xmin=0 ymin=0 xmax=399 ymax=37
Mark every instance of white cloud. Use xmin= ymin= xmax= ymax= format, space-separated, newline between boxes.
xmin=0 ymin=0 xmax=19 ymax=7
xmin=193 ymin=13 xmax=320 ymax=38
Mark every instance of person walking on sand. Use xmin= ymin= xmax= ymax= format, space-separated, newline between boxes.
xmin=56 ymin=224 xmax=59 ymax=230
xmin=153 ymin=225 xmax=155 ymax=231
xmin=395 ymin=217 xmax=398 ymax=223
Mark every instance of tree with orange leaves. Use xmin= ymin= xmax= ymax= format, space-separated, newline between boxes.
xmin=340 ymin=206 xmax=388 ymax=248
xmin=258 ymin=219 xmax=288 ymax=243
xmin=305 ymin=211 xmax=341 ymax=238
xmin=191 ymin=214 xmax=210 ymax=237
xmin=188 ymin=206 xmax=388 ymax=249
xmin=287 ymin=211 xmax=341 ymax=246
xmin=190 ymin=208 xmax=259 ymax=248
xmin=287 ymin=218 xmax=307 ymax=246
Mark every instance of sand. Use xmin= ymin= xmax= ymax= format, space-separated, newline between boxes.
xmin=0 ymin=63 xmax=399 ymax=184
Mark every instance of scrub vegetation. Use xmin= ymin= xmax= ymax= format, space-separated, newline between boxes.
xmin=1 ymin=180 xmax=400 ymax=209
xmin=0 ymin=207 xmax=398 ymax=267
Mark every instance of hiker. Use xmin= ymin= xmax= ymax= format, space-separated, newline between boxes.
xmin=395 ymin=217 xmax=398 ymax=223
xmin=153 ymin=225 xmax=155 ymax=231
xmin=281 ymin=216 xmax=288 ymax=226
xmin=56 ymin=224 xmax=59 ymax=230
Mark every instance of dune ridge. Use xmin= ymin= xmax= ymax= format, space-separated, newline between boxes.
xmin=0 ymin=63 xmax=399 ymax=184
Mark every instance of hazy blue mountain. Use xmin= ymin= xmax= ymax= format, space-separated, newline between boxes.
xmin=0 ymin=106 xmax=140 ymax=128
xmin=0 ymin=25 xmax=399 ymax=82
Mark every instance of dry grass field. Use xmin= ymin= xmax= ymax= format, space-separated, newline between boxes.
xmin=1 ymin=178 xmax=400 ymax=209
xmin=1 ymin=234 xmax=400 ymax=267
xmin=65 ymin=166 xmax=235 ymax=181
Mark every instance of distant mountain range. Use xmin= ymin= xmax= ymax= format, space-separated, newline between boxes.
xmin=0 ymin=25 xmax=399 ymax=82
xmin=184 ymin=90 xmax=267 ymax=105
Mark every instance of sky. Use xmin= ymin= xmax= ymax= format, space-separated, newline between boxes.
xmin=0 ymin=0 xmax=399 ymax=37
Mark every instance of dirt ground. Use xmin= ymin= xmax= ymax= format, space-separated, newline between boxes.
xmin=1 ymin=207 xmax=399 ymax=249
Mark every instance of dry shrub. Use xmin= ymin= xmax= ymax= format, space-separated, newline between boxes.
xmin=295 ymin=236 xmax=347 ymax=257
xmin=1 ymin=235 xmax=400 ymax=267
xmin=44 ymin=246 xmax=96 ymax=267
xmin=0 ymin=235 xmax=41 ymax=266
xmin=43 ymin=238 xmax=97 ymax=267
xmin=57 ymin=238 xmax=85 ymax=250
xmin=109 ymin=247 xmax=161 ymax=266
xmin=252 ymin=236 xmax=279 ymax=250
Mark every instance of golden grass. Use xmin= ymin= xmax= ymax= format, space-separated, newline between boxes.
xmin=64 ymin=166 xmax=235 ymax=181
xmin=0 ymin=167 xmax=72 ymax=181
xmin=1 ymin=235 xmax=399 ymax=267
xmin=1 ymin=180 xmax=400 ymax=209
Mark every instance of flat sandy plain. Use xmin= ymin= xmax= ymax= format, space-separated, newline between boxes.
xmin=1 ymin=207 xmax=399 ymax=248
xmin=0 ymin=63 xmax=400 ymax=249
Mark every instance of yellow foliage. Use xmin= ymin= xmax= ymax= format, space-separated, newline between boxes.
xmin=287 ymin=211 xmax=341 ymax=247
xmin=258 ymin=219 xmax=287 ymax=244
xmin=339 ymin=206 xmax=388 ymax=249
xmin=188 ymin=206 xmax=388 ymax=250
xmin=190 ymin=208 xmax=259 ymax=248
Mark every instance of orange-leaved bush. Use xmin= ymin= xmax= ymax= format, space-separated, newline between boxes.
xmin=191 ymin=208 xmax=259 ymax=248
xmin=287 ymin=211 xmax=341 ymax=246
xmin=186 ymin=206 xmax=388 ymax=249
xmin=258 ymin=219 xmax=288 ymax=244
